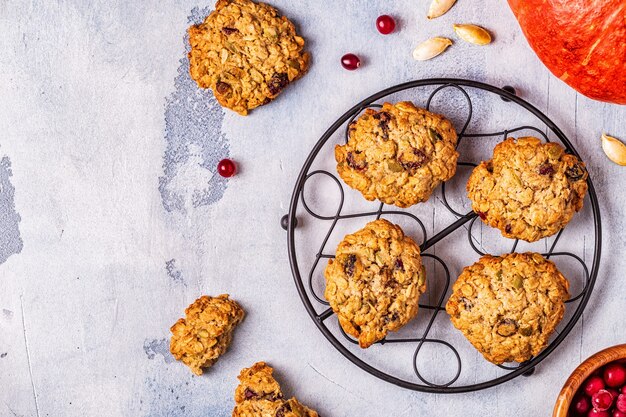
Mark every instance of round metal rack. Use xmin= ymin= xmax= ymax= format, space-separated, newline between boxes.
xmin=285 ymin=78 xmax=601 ymax=393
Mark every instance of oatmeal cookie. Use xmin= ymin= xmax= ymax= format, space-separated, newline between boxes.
xmin=335 ymin=101 xmax=459 ymax=208
xmin=467 ymin=136 xmax=588 ymax=242
xmin=188 ymin=0 xmax=310 ymax=115
xmin=446 ymin=253 xmax=570 ymax=364
xmin=324 ymin=219 xmax=426 ymax=348
xmin=170 ymin=294 xmax=244 ymax=375
xmin=232 ymin=362 xmax=319 ymax=417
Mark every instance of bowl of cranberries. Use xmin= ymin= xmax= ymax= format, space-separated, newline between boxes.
xmin=554 ymin=344 xmax=626 ymax=417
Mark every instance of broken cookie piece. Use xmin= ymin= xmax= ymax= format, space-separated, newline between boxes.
xmin=170 ymin=294 xmax=244 ymax=375
xmin=233 ymin=362 xmax=319 ymax=417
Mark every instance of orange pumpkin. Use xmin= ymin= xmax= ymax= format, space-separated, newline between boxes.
xmin=508 ymin=0 xmax=626 ymax=104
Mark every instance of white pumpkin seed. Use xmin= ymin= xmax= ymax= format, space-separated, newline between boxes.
xmin=453 ymin=24 xmax=492 ymax=45
xmin=427 ymin=0 xmax=457 ymax=19
xmin=412 ymin=37 xmax=452 ymax=61
xmin=601 ymin=133 xmax=626 ymax=166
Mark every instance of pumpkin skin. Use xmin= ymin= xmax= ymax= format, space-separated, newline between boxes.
xmin=508 ymin=0 xmax=626 ymax=104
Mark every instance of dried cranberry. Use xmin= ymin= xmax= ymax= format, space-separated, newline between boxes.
xmin=460 ymin=297 xmax=474 ymax=310
xmin=244 ymin=388 xmax=257 ymax=399
xmin=477 ymin=211 xmax=487 ymax=220
xmin=400 ymin=149 xmax=427 ymax=170
xmin=566 ymin=163 xmax=586 ymax=181
xmin=394 ymin=258 xmax=404 ymax=271
xmin=216 ymin=81 xmax=230 ymax=95
xmin=384 ymin=312 xmax=399 ymax=323
xmin=538 ymin=163 xmax=555 ymax=175
xmin=268 ymin=73 xmax=289 ymax=95
xmin=222 ymin=27 xmax=238 ymax=35
xmin=346 ymin=152 xmax=367 ymax=170
xmin=373 ymin=111 xmax=391 ymax=123
xmin=486 ymin=162 xmax=494 ymax=173
xmin=505 ymin=224 xmax=512 ymax=233
xmin=343 ymin=254 xmax=357 ymax=276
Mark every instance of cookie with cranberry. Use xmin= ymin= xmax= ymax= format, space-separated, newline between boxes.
xmin=335 ymin=101 xmax=458 ymax=208
xmin=232 ymin=362 xmax=319 ymax=417
xmin=170 ymin=294 xmax=244 ymax=375
xmin=446 ymin=252 xmax=570 ymax=364
xmin=188 ymin=0 xmax=310 ymax=115
xmin=467 ymin=136 xmax=588 ymax=242
xmin=324 ymin=219 xmax=426 ymax=348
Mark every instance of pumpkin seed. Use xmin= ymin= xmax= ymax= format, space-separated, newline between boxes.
xmin=428 ymin=127 xmax=442 ymax=142
xmin=453 ymin=24 xmax=492 ymax=46
xmin=512 ymin=274 xmax=523 ymax=289
xmin=427 ymin=0 xmax=457 ymax=19
xmin=601 ymin=133 xmax=626 ymax=166
xmin=547 ymin=144 xmax=564 ymax=160
xmin=520 ymin=327 xmax=533 ymax=336
xmin=413 ymin=37 xmax=453 ymax=61
xmin=496 ymin=269 xmax=503 ymax=281
xmin=387 ymin=160 xmax=404 ymax=172
xmin=287 ymin=59 xmax=300 ymax=70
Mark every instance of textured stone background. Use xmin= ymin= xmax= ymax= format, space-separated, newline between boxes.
xmin=1 ymin=1 xmax=625 ymax=416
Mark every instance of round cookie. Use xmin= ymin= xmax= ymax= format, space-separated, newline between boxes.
xmin=170 ymin=294 xmax=244 ymax=375
xmin=324 ymin=219 xmax=426 ymax=348
xmin=335 ymin=101 xmax=459 ymax=208
xmin=188 ymin=0 xmax=310 ymax=115
xmin=467 ymin=136 xmax=588 ymax=242
xmin=446 ymin=252 xmax=570 ymax=364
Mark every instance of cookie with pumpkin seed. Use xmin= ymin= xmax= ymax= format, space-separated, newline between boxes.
xmin=170 ymin=294 xmax=244 ymax=375
xmin=324 ymin=219 xmax=426 ymax=348
xmin=188 ymin=0 xmax=310 ymax=115
xmin=232 ymin=362 xmax=319 ymax=417
xmin=335 ymin=101 xmax=459 ymax=208
xmin=446 ymin=252 xmax=569 ymax=364
xmin=467 ymin=136 xmax=588 ymax=242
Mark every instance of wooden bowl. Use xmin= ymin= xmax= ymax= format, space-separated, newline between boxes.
xmin=553 ymin=344 xmax=626 ymax=417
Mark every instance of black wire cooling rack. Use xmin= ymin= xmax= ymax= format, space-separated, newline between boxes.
xmin=285 ymin=79 xmax=602 ymax=393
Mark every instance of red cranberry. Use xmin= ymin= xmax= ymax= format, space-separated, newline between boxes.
xmin=616 ymin=394 xmax=626 ymax=412
xmin=592 ymin=390 xmax=614 ymax=411
xmin=376 ymin=15 xmax=396 ymax=34
xmin=605 ymin=364 xmax=626 ymax=388
xmin=586 ymin=376 xmax=607 ymax=396
xmin=573 ymin=395 xmax=591 ymax=414
xmin=613 ymin=411 xmax=626 ymax=417
xmin=341 ymin=54 xmax=361 ymax=70
xmin=589 ymin=410 xmax=610 ymax=417
xmin=217 ymin=158 xmax=236 ymax=178
xmin=622 ymin=386 xmax=626 ymax=395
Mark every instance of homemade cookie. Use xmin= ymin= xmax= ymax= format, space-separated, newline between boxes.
xmin=188 ymin=0 xmax=310 ymax=115
xmin=170 ymin=294 xmax=244 ymax=375
xmin=446 ymin=253 xmax=570 ymax=364
xmin=467 ymin=136 xmax=588 ymax=242
xmin=232 ymin=362 xmax=319 ymax=417
xmin=324 ymin=219 xmax=426 ymax=348
xmin=335 ymin=101 xmax=459 ymax=208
